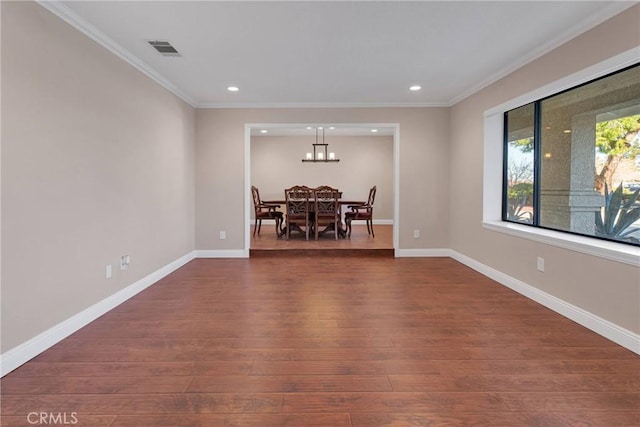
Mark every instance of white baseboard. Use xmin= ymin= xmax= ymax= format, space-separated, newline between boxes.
xmin=0 ymin=252 xmax=196 ymax=377
xmin=195 ymin=249 xmax=248 ymax=258
xmin=348 ymin=219 xmax=393 ymax=225
xmin=395 ymin=248 xmax=453 ymax=257
xmin=3 ymin=247 xmax=637 ymax=378
xmin=449 ymin=250 xmax=640 ymax=355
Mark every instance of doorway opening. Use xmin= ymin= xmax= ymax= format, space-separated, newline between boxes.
xmin=244 ymin=123 xmax=399 ymax=256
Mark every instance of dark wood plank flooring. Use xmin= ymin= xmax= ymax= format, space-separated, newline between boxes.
xmin=250 ymin=224 xmax=394 ymax=257
xmin=2 ymin=257 xmax=638 ymax=426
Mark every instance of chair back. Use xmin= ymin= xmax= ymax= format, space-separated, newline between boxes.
xmin=251 ymin=185 xmax=261 ymax=212
xmin=367 ymin=185 xmax=377 ymax=207
xmin=285 ymin=185 xmax=312 ymax=217
xmin=284 ymin=185 xmax=312 ymax=239
xmin=313 ymin=185 xmax=340 ymax=239
xmin=344 ymin=185 xmax=377 ymax=238
xmin=314 ymin=185 xmax=340 ymax=217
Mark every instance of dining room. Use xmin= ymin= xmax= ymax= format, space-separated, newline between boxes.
xmin=248 ymin=124 xmax=395 ymax=256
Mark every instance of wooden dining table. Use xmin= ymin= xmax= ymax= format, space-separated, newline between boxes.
xmin=262 ymin=199 xmax=365 ymax=238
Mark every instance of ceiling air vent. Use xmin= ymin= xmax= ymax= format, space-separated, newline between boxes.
xmin=148 ymin=40 xmax=180 ymax=57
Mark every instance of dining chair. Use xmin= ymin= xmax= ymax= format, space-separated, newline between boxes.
xmin=251 ymin=185 xmax=283 ymax=237
xmin=284 ymin=185 xmax=313 ymax=240
xmin=345 ymin=185 xmax=376 ymax=238
xmin=313 ymin=185 xmax=340 ymax=240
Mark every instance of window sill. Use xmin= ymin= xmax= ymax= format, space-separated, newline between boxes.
xmin=483 ymin=221 xmax=640 ymax=267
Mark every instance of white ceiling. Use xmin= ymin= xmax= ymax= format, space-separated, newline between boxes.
xmin=45 ymin=1 xmax=635 ymax=108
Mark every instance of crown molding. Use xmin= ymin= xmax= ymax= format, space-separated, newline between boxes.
xmin=31 ymin=1 xmax=455 ymax=110
xmin=195 ymin=101 xmax=450 ymax=109
xmin=36 ymin=0 xmax=637 ymax=110
xmin=36 ymin=0 xmax=198 ymax=107
xmin=449 ymin=1 xmax=639 ymax=105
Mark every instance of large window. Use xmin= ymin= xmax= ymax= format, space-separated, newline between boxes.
xmin=503 ymin=64 xmax=640 ymax=246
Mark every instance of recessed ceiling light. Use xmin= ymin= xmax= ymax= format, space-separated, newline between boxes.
xmin=260 ymin=129 xmax=268 ymax=134
xmin=371 ymin=129 xmax=378 ymax=133
xmin=329 ymin=126 xmax=335 ymax=130
xmin=409 ymin=85 xmax=422 ymax=91
xmin=227 ymin=86 xmax=239 ymax=92
xmin=306 ymin=126 xmax=313 ymax=130
xmin=563 ymin=129 xmax=572 ymax=133
xmin=318 ymin=126 xmax=324 ymax=130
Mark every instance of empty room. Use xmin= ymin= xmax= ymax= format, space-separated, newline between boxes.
xmin=1 ymin=1 xmax=639 ymax=426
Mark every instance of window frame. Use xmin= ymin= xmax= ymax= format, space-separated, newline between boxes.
xmin=483 ymin=48 xmax=640 ymax=266
xmin=501 ymin=102 xmax=540 ymax=227
xmin=502 ymin=63 xmax=640 ymax=247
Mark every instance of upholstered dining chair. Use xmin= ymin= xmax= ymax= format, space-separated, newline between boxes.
xmin=313 ymin=185 xmax=340 ymax=240
xmin=345 ymin=185 xmax=376 ymax=238
xmin=251 ymin=185 xmax=283 ymax=237
xmin=284 ymin=185 xmax=313 ymax=240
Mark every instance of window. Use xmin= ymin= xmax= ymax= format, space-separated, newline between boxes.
xmin=503 ymin=64 xmax=640 ymax=246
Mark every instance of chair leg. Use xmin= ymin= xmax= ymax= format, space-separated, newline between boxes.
xmin=274 ymin=216 xmax=279 ymax=236
xmin=366 ymin=220 xmax=371 ymax=235
xmin=346 ymin=218 xmax=352 ymax=238
xmin=253 ymin=218 xmax=258 ymax=237
xmin=369 ymin=219 xmax=375 ymax=237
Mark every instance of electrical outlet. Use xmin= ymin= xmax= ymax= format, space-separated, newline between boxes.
xmin=219 ymin=231 xmax=226 ymax=240
xmin=413 ymin=229 xmax=420 ymax=239
xmin=120 ymin=255 xmax=130 ymax=271
xmin=537 ymin=257 xmax=545 ymax=272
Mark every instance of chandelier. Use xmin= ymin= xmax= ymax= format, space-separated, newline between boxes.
xmin=302 ymin=127 xmax=340 ymax=163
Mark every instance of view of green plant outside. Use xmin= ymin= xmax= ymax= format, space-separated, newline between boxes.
xmin=505 ymin=103 xmax=535 ymax=225
xmin=594 ymin=115 xmax=640 ymax=243
xmin=504 ymin=61 xmax=640 ymax=247
xmin=506 ymin=137 xmax=534 ymax=224
xmin=505 ymin=113 xmax=640 ymax=244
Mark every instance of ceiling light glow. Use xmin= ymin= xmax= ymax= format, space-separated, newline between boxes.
xmin=409 ymin=85 xmax=422 ymax=91
xmin=227 ymin=86 xmax=239 ymax=92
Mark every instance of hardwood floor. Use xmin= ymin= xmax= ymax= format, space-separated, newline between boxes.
xmin=250 ymin=224 xmax=393 ymax=257
xmin=2 ymin=257 xmax=638 ymax=426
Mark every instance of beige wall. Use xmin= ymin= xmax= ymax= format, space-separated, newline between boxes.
xmin=195 ymin=107 xmax=450 ymax=251
xmin=1 ymin=2 xmax=196 ymax=351
xmin=251 ymin=134 xmax=393 ymax=220
xmin=449 ymin=6 xmax=640 ymax=333
xmin=2 ymin=0 xmax=638 ymax=364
